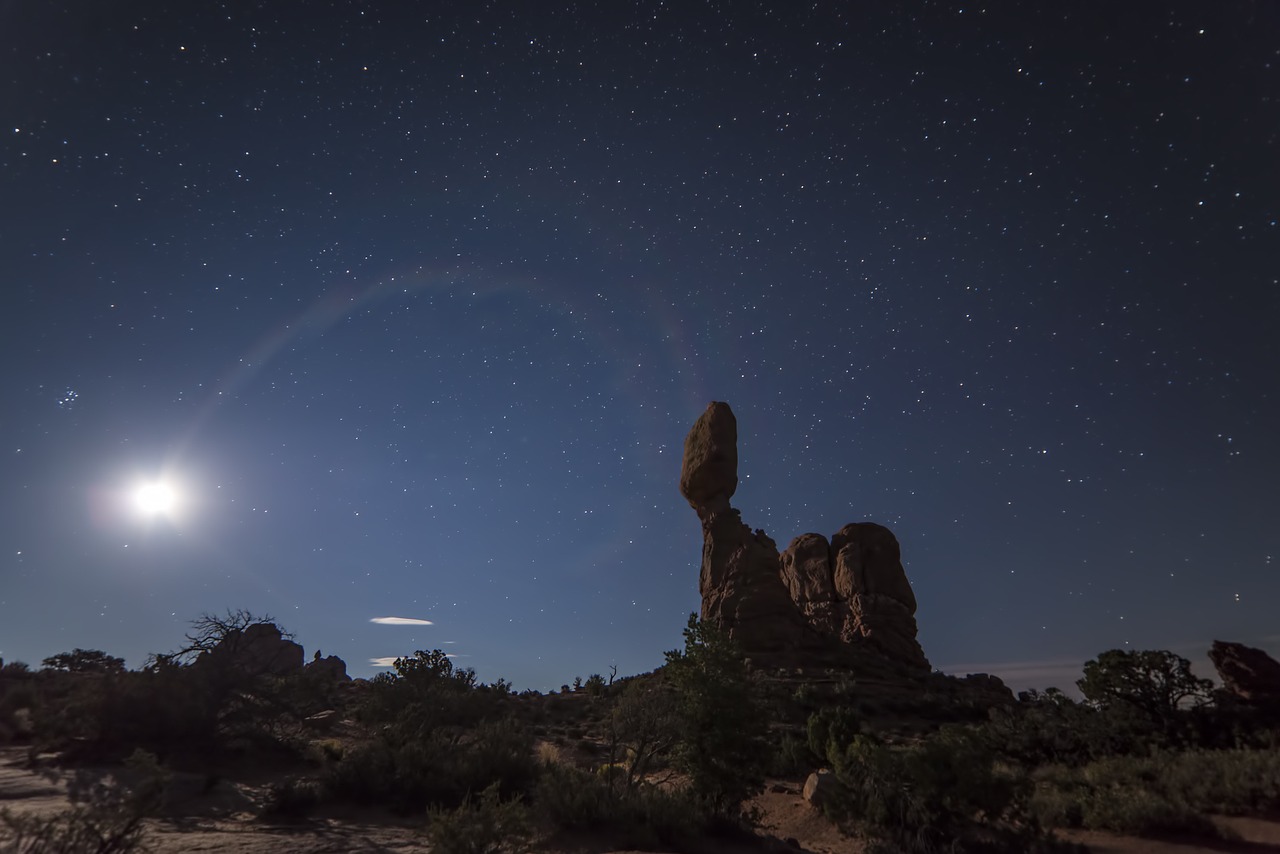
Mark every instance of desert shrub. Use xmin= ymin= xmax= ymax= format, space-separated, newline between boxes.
xmin=982 ymin=687 xmax=1181 ymax=767
xmin=322 ymin=718 xmax=536 ymax=812
xmin=602 ymin=679 xmax=679 ymax=789
xmin=307 ymin=738 xmax=344 ymax=762
xmin=663 ymin=614 xmax=768 ymax=818
xmin=823 ymin=727 xmax=1065 ymax=853
xmin=1182 ymin=697 xmax=1280 ymax=751
xmin=1080 ymin=786 xmax=1218 ymax=838
xmin=1029 ymin=761 xmax=1219 ymax=839
xmin=534 ymin=761 xmax=702 ymax=849
xmin=28 ymin=613 xmax=333 ymax=762
xmin=768 ymin=731 xmax=818 ymax=777
xmin=358 ymin=649 xmax=507 ymax=736
xmin=1031 ymin=747 xmax=1280 ymax=836
xmin=807 ymin=706 xmax=862 ymax=763
xmin=1157 ymin=747 xmax=1280 ymax=813
xmin=319 ymin=738 xmax=398 ymax=805
xmin=41 ymin=649 xmax=126 ymax=675
xmin=31 ymin=668 xmax=220 ymax=762
xmin=583 ymin=673 xmax=606 ymax=697
xmin=261 ymin=777 xmax=321 ymax=818
xmin=0 ymin=749 xmax=167 ymax=854
xmin=426 ymin=783 xmax=531 ymax=854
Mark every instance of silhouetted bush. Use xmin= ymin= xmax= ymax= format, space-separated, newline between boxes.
xmin=1078 ymin=650 xmax=1213 ymax=726
xmin=322 ymin=705 xmax=535 ymax=813
xmin=41 ymin=649 xmax=126 ymax=675
xmin=31 ymin=668 xmax=220 ymax=762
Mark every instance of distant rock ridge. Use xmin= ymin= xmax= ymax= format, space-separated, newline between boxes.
xmin=680 ymin=401 xmax=929 ymax=671
xmin=198 ymin=623 xmax=350 ymax=682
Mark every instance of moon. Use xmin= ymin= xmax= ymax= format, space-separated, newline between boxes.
xmin=132 ymin=481 xmax=178 ymax=517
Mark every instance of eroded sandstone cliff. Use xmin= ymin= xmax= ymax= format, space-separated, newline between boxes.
xmin=680 ymin=401 xmax=929 ymax=671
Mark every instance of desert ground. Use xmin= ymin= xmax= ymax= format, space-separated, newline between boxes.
xmin=5 ymin=746 xmax=1279 ymax=854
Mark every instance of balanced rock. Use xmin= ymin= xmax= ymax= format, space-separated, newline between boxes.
xmin=680 ymin=402 xmax=928 ymax=671
xmin=1209 ymin=640 xmax=1280 ymax=705
xmin=679 ymin=401 xmax=739 ymax=514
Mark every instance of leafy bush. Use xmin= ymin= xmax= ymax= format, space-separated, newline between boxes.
xmin=426 ymin=783 xmax=531 ymax=854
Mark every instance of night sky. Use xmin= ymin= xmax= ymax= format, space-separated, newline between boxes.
xmin=3 ymin=2 xmax=1277 ymax=692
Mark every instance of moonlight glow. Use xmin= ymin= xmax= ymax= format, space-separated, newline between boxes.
xmin=132 ymin=481 xmax=178 ymax=517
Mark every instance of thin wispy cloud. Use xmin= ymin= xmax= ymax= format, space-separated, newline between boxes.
xmin=370 ymin=616 xmax=433 ymax=626
xmin=369 ymin=653 xmax=461 ymax=667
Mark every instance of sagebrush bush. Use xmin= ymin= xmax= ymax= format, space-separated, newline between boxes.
xmin=1030 ymin=747 xmax=1280 ymax=837
xmin=534 ymin=761 xmax=701 ymax=849
xmin=823 ymin=727 xmax=1071 ymax=854
xmin=426 ymin=783 xmax=531 ymax=854
xmin=322 ymin=719 xmax=536 ymax=812
xmin=262 ymin=778 xmax=321 ymax=818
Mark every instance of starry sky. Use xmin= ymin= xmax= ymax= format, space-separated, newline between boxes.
xmin=3 ymin=2 xmax=1278 ymax=692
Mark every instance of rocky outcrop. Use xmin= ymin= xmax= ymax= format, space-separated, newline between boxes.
xmin=200 ymin=622 xmax=305 ymax=677
xmin=1209 ymin=640 xmax=1280 ymax=705
xmin=778 ymin=523 xmax=927 ymax=667
xmin=680 ymin=402 xmax=928 ymax=671
xmin=305 ymin=653 xmax=351 ymax=682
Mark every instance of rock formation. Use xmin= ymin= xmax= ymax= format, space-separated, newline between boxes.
xmin=305 ymin=653 xmax=352 ymax=682
xmin=201 ymin=622 xmax=305 ymax=676
xmin=680 ymin=401 xmax=928 ymax=671
xmin=1209 ymin=640 xmax=1280 ymax=705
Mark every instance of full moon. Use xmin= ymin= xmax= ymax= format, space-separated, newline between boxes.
xmin=132 ymin=481 xmax=178 ymax=517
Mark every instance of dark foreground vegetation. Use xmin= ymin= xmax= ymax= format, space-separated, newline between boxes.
xmin=2 ymin=612 xmax=1279 ymax=854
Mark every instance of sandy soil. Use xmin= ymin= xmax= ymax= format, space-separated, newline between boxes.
xmin=4 ymin=748 xmax=1279 ymax=853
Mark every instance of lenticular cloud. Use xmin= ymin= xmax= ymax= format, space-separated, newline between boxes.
xmin=370 ymin=616 xmax=434 ymax=626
